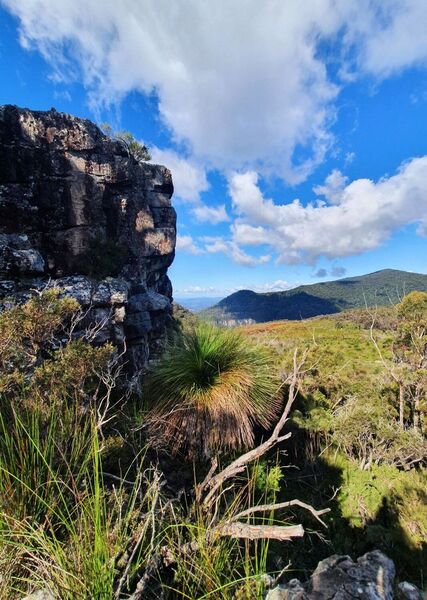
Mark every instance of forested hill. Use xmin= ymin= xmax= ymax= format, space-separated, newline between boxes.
xmin=202 ymin=269 xmax=427 ymax=324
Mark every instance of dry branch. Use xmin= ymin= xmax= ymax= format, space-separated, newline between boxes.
xmin=199 ymin=348 xmax=308 ymax=508
xmin=215 ymin=522 xmax=304 ymax=541
xmin=130 ymin=347 xmax=328 ymax=597
xmin=230 ymin=499 xmax=330 ymax=527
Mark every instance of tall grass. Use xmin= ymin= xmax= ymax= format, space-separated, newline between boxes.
xmin=0 ymin=409 xmax=165 ymax=599
xmin=0 ymin=404 xmax=92 ymax=524
xmin=0 ymin=412 xmax=283 ymax=599
xmin=0 ymin=291 xmax=298 ymax=598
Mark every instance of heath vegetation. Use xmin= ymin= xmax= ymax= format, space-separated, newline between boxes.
xmin=0 ymin=289 xmax=425 ymax=597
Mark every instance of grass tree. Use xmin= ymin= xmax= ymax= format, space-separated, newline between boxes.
xmin=145 ymin=324 xmax=282 ymax=457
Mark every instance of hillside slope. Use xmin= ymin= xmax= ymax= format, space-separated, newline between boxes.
xmin=202 ymin=269 xmax=427 ymax=324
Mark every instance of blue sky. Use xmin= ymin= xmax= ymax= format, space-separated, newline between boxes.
xmin=1 ymin=1 xmax=427 ymax=298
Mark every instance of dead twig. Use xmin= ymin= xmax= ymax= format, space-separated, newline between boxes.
xmin=230 ymin=499 xmax=330 ymax=527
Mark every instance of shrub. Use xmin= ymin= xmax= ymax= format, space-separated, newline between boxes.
xmin=145 ymin=324 xmax=281 ymax=457
xmin=100 ymin=123 xmax=151 ymax=161
xmin=77 ymin=237 xmax=129 ymax=279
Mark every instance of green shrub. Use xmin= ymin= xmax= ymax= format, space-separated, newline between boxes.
xmin=100 ymin=123 xmax=151 ymax=161
xmin=77 ymin=237 xmax=129 ymax=279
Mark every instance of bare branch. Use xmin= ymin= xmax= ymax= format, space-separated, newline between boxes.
xmin=230 ymin=499 xmax=330 ymax=527
xmin=200 ymin=348 xmax=308 ymax=508
xmin=214 ymin=522 xmax=304 ymax=541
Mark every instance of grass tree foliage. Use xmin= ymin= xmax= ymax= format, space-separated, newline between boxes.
xmin=145 ymin=324 xmax=281 ymax=457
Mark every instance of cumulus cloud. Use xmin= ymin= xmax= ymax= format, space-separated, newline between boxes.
xmin=229 ymin=157 xmax=427 ymax=264
xmin=350 ymin=0 xmax=427 ymax=77
xmin=313 ymin=169 xmax=348 ymax=204
xmin=149 ymin=147 xmax=208 ymax=203
xmin=248 ymin=280 xmax=292 ymax=293
xmin=176 ymin=234 xmax=202 ymax=255
xmin=5 ymin=1 xmax=427 ymax=183
xmin=203 ymin=237 xmax=270 ymax=267
xmin=192 ymin=203 xmax=229 ymax=224
xmin=312 ymin=266 xmax=346 ymax=278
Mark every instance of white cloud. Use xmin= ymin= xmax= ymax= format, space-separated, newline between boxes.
xmin=247 ymin=280 xmax=292 ymax=293
xmin=192 ymin=203 xmax=229 ymax=224
xmin=313 ymin=169 xmax=348 ymax=204
xmin=6 ymin=1 xmax=427 ymax=183
xmin=351 ymin=1 xmax=427 ymax=77
xmin=175 ymin=279 xmax=293 ymax=296
xmin=202 ymin=236 xmax=270 ymax=267
xmin=228 ymin=157 xmax=427 ymax=264
xmin=175 ymin=285 xmax=222 ymax=296
xmin=176 ymin=234 xmax=202 ymax=255
xmin=149 ymin=147 xmax=208 ymax=203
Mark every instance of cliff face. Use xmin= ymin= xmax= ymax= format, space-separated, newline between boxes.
xmin=0 ymin=105 xmax=176 ymax=373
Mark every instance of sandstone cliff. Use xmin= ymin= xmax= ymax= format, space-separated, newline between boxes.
xmin=0 ymin=105 xmax=176 ymax=373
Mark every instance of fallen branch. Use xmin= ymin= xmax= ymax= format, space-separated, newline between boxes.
xmin=230 ymin=499 xmax=330 ymax=527
xmin=199 ymin=348 xmax=308 ymax=508
xmin=215 ymin=522 xmax=304 ymax=541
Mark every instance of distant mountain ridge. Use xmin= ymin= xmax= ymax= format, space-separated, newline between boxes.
xmin=201 ymin=269 xmax=427 ymax=325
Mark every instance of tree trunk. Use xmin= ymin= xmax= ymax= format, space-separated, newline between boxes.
xmin=399 ymin=382 xmax=405 ymax=428
xmin=413 ymin=393 xmax=420 ymax=430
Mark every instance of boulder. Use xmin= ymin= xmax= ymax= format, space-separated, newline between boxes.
xmin=266 ymin=551 xmax=399 ymax=599
xmin=22 ymin=590 xmax=56 ymax=600
xmin=396 ymin=582 xmax=423 ymax=600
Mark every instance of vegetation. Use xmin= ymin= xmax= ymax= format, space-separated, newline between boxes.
xmin=0 ymin=292 xmax=324 ymax=599
xmin=203 ymin=268 xmax=427 ymax=324
xmin=241 ymin=296 xmax=427 ymax=585
xmin=145 ymin=323 xmax=281 ymax=456
xmin=0 ymin=288 xmax=425 ymax=596
xmin=101 ymin=123 xmax=152 ymax=161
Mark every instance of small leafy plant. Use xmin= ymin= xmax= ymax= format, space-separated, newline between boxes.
xmin=100 ymin=122 xmax=151 ymax=161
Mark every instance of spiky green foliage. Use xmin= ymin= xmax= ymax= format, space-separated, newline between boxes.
xmin=0 ymin=423 xmax=160 ymax=599
xmin=146 ymin=324 xmax=281 ymax=457
xmin=0 ymin=291 xmax=301 ymax=599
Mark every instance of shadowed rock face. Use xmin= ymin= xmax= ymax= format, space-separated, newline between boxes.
xmin=265 ymin=550 xmax=422 ymax=599
xmin=0 ymin=105 xmax=176 ymax=374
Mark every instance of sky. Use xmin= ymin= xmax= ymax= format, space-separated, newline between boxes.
xmin=1 ymin=1 xmax=427 ymax=299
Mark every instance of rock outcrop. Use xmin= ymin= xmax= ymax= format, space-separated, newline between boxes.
xmin=265 ymin=551 xmax=423 ymax=600
xmin=0 ymin=105 xmax=176 ymax=374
